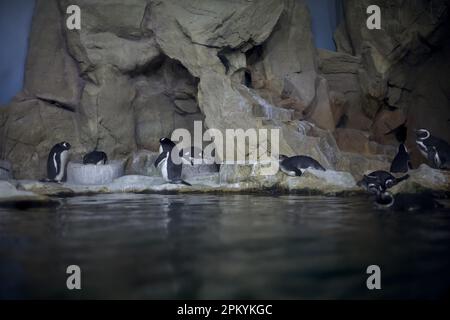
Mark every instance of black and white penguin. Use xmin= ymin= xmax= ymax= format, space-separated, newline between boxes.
xmin=415 ymin=129 xmax=450 ymax=169
xmin=358 ymin=170 xmax=409 ymax=193
xmin=154 ymin=138 xmax=192 ymax=186
xmin=373 ymin=190 xmax=443 ymax=212
xmin=83 ymin=151 xmax=108 ymax=165
xmin=278 ymin=155 xmax=326 ymax=177
xmin=390 ymin=144 xmax=411 ymax=173
xmin=46 ymin=142 xmax=71 ymax=182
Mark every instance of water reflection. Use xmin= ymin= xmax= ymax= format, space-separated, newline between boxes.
xmin=0 ymin=194 xmax=449 ymax=299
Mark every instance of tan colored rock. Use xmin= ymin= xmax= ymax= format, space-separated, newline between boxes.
xmin=390 ymin=164 xmax=450 ymax=194
xmin=336 ymin=152 xmax=391 ymax=181
xmin=2 ymin=99 xmax=81 ymax=179
xmin=334 ymin=128 xmax=371 ymax=155
xmin=370 ymin=109 xmax=406 ymax=145
xmin=261 ymin=0 xmax=318 ymax=107
xmin=307 ymin=77 xmax=336 ymax=131
xmin=24 ymin=0 xmax=81 ymax=107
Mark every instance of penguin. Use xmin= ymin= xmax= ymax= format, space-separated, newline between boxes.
xmin=428 ymin=146 xmax=441 ymax=168
xmin=278 ymin=155 xmax=326 ymax=177
xmin=83 ymin=151 xmax=108 ymax=165
xmin=357 ymin=170 xmax=409 ymax=193
xmin=390 ymin=144 xmax=412 ymax=173
xmin=154 ymin=138 xmax=192 ymax=186
xmin=46 ymin=142 xmax=71 ymax=183
xmin=415 ymin=129 xmax=450 ymax=169
xmin=373 ymin=190 xmax=443 ymax=212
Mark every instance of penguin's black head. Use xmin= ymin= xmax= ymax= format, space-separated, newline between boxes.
xmin=415 ymin=129 xmax=430 ymax=140
xmin=374 ymin=191 xmax=395 ymax=207
xmin=278 ymin=154 xmax=289 ymax=162
xmin=159 ymin=138 xmax=176 ymax=152
xmin=358 ymin=175 xmax=383 ymax=193
xmin=60 ymin=142 xmax=71 ymax=150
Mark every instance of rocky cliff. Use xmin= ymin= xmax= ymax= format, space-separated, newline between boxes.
xmin=1 ymin=0 xmax=449 ymax=181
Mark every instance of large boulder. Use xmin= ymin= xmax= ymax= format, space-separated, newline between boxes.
xmin=1 ymin=98 xmax=80 ymax=179
xmin=0 ymin=181 xmax=58 ymax=208
xmin=390 ymin=164 xmax=450 ymax=195
xmin=24 ymin=0 xmax=81 ymax=107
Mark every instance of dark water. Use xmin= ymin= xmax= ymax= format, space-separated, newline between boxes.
xmin=1 ymin=193 xmax=450 ymax=299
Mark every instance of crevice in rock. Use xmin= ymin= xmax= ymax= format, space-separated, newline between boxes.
xmin=35 ymin=96 xmax=76 ymax=113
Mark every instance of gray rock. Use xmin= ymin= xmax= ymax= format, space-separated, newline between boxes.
xmin=2 ymin=98 xmax=80 ymax=179
xmin=24 ymin=0 xmax=81 ymax=108
xmin=126 ymin=150 xmax=161 ymax=177
xmin=0 ymin=181 xmax=58 ymax=207
xmin=390 ymin=164 xmax=450 ymax=194
xmin=260 ymin=0 xmax=318 ymax=107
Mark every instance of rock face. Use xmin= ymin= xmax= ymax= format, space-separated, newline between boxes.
xmin=0 ymin=181 xmax=58 ymax=208
xmin=0 ymin=0 xmax=449 ymax=189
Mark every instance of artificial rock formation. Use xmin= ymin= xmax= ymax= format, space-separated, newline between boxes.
xmin=0 ymin=0 xmax=449 ymax=185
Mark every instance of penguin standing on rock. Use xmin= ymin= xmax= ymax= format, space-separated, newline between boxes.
xmin=46 ymin=142 xmax=71 ymax=183
xmin=83 ymin=151 xmax=108 ymax=165
xmin=373 ymin=190 xmax=443 ymax=212
xmin=415 ymin=129 xmax=450 ymax=169
xmin=390 ymin=144 xmax=411 ymax=173
xmin=154 ymin=138 xmax=192 ymax=186
xmin=358 ymin=170 xmax=409 ymax=193
xmin=278 ymin=155 xmax=326 ymax=177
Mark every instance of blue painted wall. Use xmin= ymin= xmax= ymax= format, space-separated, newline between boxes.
xmin=0 ymin=0 xmax=35 ymax=105
xmin=306 ymin=0 xmax=342 ymax=51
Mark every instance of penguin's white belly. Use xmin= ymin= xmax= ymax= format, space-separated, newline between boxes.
xmin=280 ymin=166 xmax=296 ymax=176
xmin=416 ymin=141 xmax=428 ymax=158
xmin=158 ymin=158 xmax=169 ymax=181
xmin=55 ymin=150 xmax=68 ymax=182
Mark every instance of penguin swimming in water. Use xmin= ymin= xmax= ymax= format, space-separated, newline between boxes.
xmin=373 ymin=190 xmax=443 ymax=212
xmin=390 ymin=144 xmax=412 ymax=173
xmin=83 ymin=151 xmax=108 ymax=165
xmin=154 ymin=138 xmax=192 ymax=186
xmin=415 ymin=129 xmax=450 ymax=169
xmin=358 ymin=170 xmax=409 ymax=193
xmin=278 ymin=155 xmax=326 ymax=177
xmin=46 ymin=142 xmax=71 ymax=182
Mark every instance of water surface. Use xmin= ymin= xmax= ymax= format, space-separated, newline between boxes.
xmin=1 ymin=193 xmax=449 ymax=299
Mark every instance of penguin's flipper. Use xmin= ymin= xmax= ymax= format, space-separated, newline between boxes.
xmin=154 ymin=153 xmax=166 ymax=168
xmin=293 ymin=168 xmax=303 ymax=176
xmin=0 ymin=166 xmax=10 ymax=172
xmin=395 ymin=174 xmax=410 ymax=184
